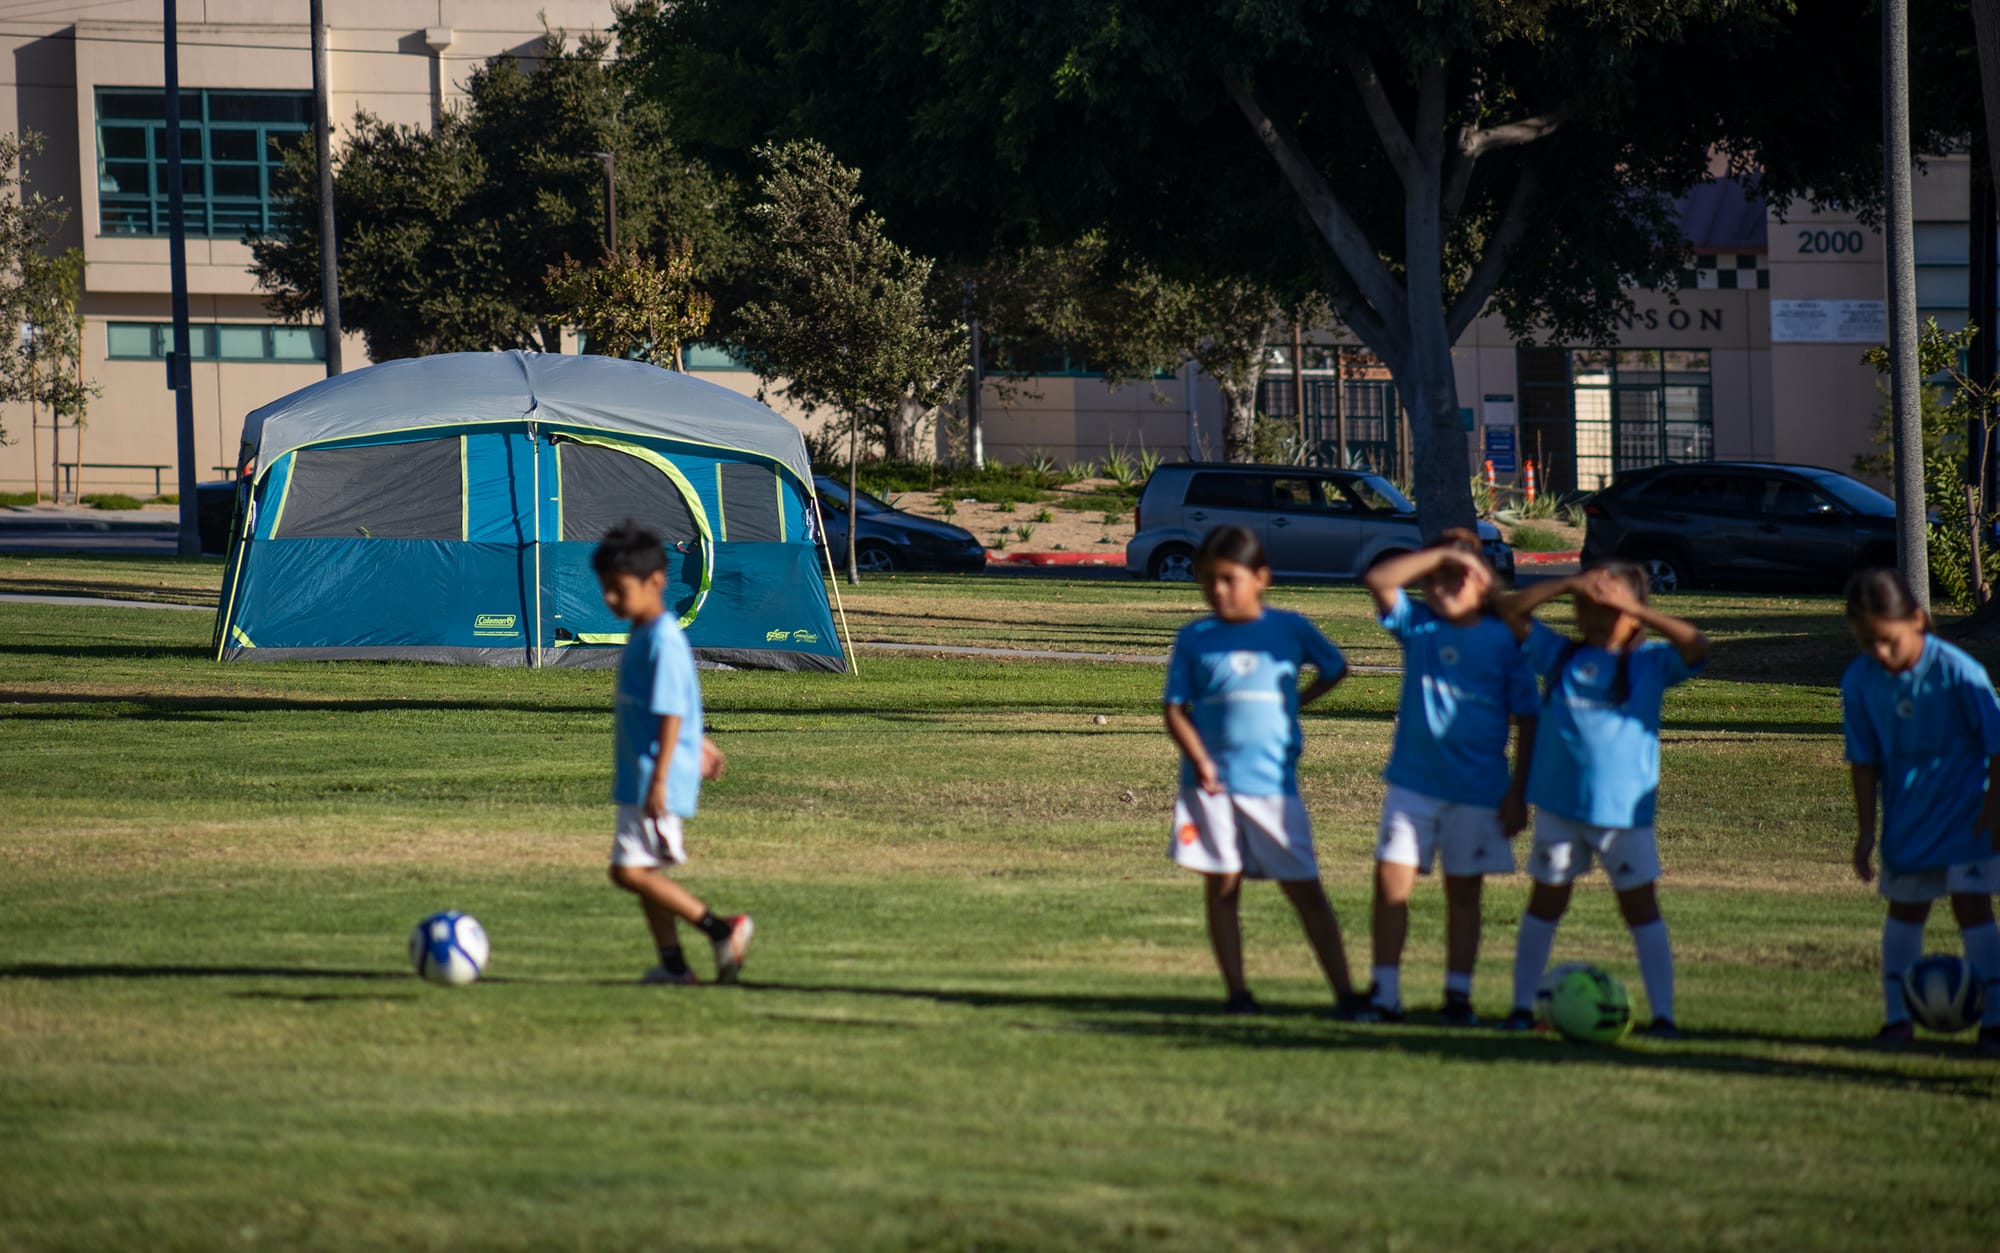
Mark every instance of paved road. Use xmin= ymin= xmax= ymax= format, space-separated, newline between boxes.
xmin=0 ymin=507 xmax=180 ymax=555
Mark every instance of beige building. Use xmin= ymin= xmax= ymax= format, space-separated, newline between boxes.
xmin=0 ymin=7 xmax=1976 ymax=498
xmin=0 ymin=2 xmax=624 ymax=499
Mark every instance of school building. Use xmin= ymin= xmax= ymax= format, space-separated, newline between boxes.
xmin=0 ymin=4 xmax=1976 ymax=499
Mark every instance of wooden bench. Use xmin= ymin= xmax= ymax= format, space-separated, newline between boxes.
xmin=58 ymin=463 xmax=172 ymax=496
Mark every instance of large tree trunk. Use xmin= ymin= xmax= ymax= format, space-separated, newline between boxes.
xmin=1400 ymin=155 xmax=1476 ymax=535
xmin=1221 ymin=376 xmax=1261 ymax=461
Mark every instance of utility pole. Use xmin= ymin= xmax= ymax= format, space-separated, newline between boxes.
xmin=310 ymin=0 xmax=342 ymax=376
xmin=165 ymin=0 xmax=199 ymax=556
xmin=1883 ymin=0 xmax=1929 ymax=604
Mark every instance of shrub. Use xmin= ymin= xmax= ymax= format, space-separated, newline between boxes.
xmin=152 ymin=493 xmax=180 ymax=505
xmin=84 ymin=493 xmax=144 ymax=511
xmin=937 ymin=497 xmax=957 ymax=520
xmin=1102 ymin=450 xmax=1137 ymax=488
xmin=1101 ymin=511 xmax=1123 ymax=526
xmin=0 ymin=491 xmax=37 ymax=506
xmin=996 ymin=499 xmax=1017 ymax=513
xmin=1562 ymin=502 xmax=1587 ymax=529
xmin=1033 ymin=507 xmax=1054 ymax=523
xmin=1063 ymin=459 xmax=1099 ymax=480
xmin=1507 ymin=522 xmax=1571 ymax=552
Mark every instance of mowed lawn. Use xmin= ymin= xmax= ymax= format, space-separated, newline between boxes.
xmin=2 ymin=558 xmax=1997 ymax=1251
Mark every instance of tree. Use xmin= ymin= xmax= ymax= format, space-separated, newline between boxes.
xmin=547 ymin=244 xmax=714 ymax=368
xmin=254 ymin=28 xmax=741 ymax=361
xmin=734 ymin=141 xmax=964 ymax=580
xmin=1860 ymin=320 xmax=2000 ymax=610
xmin=621 ymin=0 xmax=1945 ymax=534
xmin=0 ymin=132 xmax=94 ymax=456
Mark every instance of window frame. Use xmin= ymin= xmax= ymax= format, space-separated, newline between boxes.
xmin=104 ymin=321 xmax=326 ymax=364
xmin=95 ymin=87 xmax=311 ymax=239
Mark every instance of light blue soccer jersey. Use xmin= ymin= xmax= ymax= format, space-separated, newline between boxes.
xmin=612 ymin=614 xmax=705 ymax=815
xmin=1522 ymin=621 xmax=1703 ymax=828
xmin=1842 ymin=636 xmax=2000 ymax=874
xmin=1379 ymin=588 xmax=1540 ymax=806
xmin=1163 ymin=609 xmax=1347 ymax=796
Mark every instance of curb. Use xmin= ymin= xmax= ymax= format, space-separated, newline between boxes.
xmin=1513 ymin=550 xmax=1581 ymax=566
xmin=984 ymin=551 xmax=1126 ymax=567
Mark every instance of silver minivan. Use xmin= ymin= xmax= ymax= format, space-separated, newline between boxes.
xmin=1125 ymin=463 xmax=1514 ymax=582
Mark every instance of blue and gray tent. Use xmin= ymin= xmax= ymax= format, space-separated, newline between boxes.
xmin=212 ymin=351 xmax=849 ymax=672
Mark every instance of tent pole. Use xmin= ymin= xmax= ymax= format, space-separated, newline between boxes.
xmin=812 ymin=492 xmax=858 ymax=675
xmin=530 ymin=424 xmax=542 ymax=668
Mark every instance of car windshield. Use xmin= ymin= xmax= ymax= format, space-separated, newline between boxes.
xmin=1349 ymin=474 xmax=1415 ymax=513
xmin=1807 ymin=471 xmax=1896 ymax=518
xmin=817 ymin=480 xmax=894 ymax=514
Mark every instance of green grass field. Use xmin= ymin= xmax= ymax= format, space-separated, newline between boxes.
xmin=3 ymin=559 xmax=1998 ymax=1250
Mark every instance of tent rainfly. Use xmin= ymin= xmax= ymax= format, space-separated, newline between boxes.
xmin=212 ymin=351 xmax=849 ymax=671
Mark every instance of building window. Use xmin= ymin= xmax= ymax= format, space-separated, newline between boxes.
xmin=106 ymin=321 xmax=325 ymax=363
xmin=1517 ymin=348 xmax=1712 ymax=494
xmin=683 ymin=342 xmax=751 ymax=371
xmin=96 ymin=88 xmax=311 ymax=238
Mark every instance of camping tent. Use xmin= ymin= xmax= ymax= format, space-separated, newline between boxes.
xmin=212 ymin=351 xmax=848 ymax=672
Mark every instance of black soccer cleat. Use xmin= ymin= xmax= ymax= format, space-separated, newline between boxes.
xmin=1977 ymin=1025 xmax=2000 ymax=1059
xmin=1223 ymin=990 xmax=1262 ymax=1016
xmin=1497 ymin=1008 xmax=1538 ymax=1033
xmin=1873 ymin=1021 xmax=1916 ymax=1047
xmin=1439 ymin=992 xmax=1480 ymax=1028
xmin=1640 ymin=1017 xmax=1682 ymax=1040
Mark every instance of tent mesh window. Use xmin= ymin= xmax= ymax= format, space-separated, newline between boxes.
xmin=278 ymin=437 xmax=463 ymax=539
xmin=718 ymin=461 xmax=784 ymax=541
xmin=560 ymin=441 xmax=698 ymax=544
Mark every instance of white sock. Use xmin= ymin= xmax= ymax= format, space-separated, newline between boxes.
xmin=1882 ymin=917 xmax=1925 ymax=1025
xmin=1444 ymin=970 xmax=1473 ymax=997
xmin=1630 ymin=920 xmax=1675 ymax=1024
xmin=1513 ymin=914 xmax=1559 ymax=1011
xmin=1370 ymin=964 xmax=1401 ymax=1009
xmin=1959 ymin=921 xmax=2000 ymax=1028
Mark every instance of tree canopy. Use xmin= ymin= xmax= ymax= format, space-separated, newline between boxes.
xmin=253 ymin=29 xmax=741 ymax=362
xmin=0 ymin=132 xmax=93 ymax=449
xmin=621 ymin=0 xmax=1961 ymax=529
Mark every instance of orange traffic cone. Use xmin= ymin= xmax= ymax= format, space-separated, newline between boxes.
xmin=1483 ymin=459 xmax=1496 ymax=491
xmin=1523 ymin=459 xmax=1537 ymax=504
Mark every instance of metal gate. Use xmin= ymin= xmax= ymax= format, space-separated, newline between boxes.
xmin=1258 ymin=377 xmax=1404 ymax=475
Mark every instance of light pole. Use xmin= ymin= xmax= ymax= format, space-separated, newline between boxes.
xmin=165 ymin=0 xmax=199 ymax=556
xmin=1883 ymin=0 xmax=1928 ymax=604
xmin=310 ymin=0 xmax=343 ymax=376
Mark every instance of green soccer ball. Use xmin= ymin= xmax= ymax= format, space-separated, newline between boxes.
xmin=1545 ymin=965 xmax=1633 ymax=1045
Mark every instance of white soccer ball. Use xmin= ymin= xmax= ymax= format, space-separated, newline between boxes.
xmin=1533 ymin=961 xmax=1594 ymax=1024
xmin=1902 ymin=953 xmax=1984 ymax=1034
xmin=408 ymin=910 xmax=489 ymax=986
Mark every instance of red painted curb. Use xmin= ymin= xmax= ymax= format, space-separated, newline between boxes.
xmin=1513 ymin=550 xmax=1581 ymax=565
xmin=985 ymin=551 xmax=1126 ymax=567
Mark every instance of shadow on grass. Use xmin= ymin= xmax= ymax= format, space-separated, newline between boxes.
xmin=743 ymin=980 xmax=1997 ymax=1098
xmin=0 ymin=962 xmax=406 ymax=981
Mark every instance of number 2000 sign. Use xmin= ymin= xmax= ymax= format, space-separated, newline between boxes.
xmin=1797 ymin=228 xmax=1866 ymax=255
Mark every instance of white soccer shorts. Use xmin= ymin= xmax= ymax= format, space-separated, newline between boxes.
xmin=1375 ymin=784 xmax=1516 ymax=877
xmin=1527 ymin=811 xmax=1660 ymax=891
xmin=611 ymin=804 xmax=688 ymax=868
xmin=1170 ymin=788 xmax=1320 ymax=882
xmin=1877 ymin=854 xmax=2000 ymax=904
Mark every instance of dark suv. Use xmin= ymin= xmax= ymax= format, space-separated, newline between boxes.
xmin=1581 ymin=461 xmax=1897 ymax=592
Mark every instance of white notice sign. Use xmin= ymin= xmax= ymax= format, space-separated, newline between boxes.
xmin=1482 ymin=394 xmax=1516 ymax=427
xmin=1770 ymin=299 xmax=1888 ymax=343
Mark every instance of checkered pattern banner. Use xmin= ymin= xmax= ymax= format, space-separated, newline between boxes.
xmin=1679 ymin=253 xmax=1769 ymax=290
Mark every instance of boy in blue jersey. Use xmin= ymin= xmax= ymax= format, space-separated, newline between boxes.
xmin=594 ymin=523 xmax=754 ymax=986
xmin=1360 ymin=530 xmax=1539 ymax=1026
xmin=1841 ymin=568 xmax=2000 ymax=1055
xmin=1162 ymin=525 xmax=1360 ymax=1015
xmin=1497 ymin=563 xmax=1709 ymax=1037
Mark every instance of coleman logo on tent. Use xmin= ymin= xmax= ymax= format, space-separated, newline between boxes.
xmin=765 ymin=628 xmax=793 ymax=642
xmin=792 ymin=629 xmax=819 ymax=644
xmin=474 ymin=613 xmax=521 ymax=636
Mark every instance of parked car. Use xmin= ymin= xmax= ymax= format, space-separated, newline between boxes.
xmin=1125 ymin=463 xmax=1514 ymax=583
xmin=814 ymin=476 xmax=987 ymax=573
xmin=1580 ymin=460 xmax=1898 ymax=592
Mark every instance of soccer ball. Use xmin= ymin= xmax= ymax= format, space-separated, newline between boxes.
xmin=1544 ymin=964 xmax=1633 ymax=1044
xmin=1902 ymin=953 xmax=1984 ymax=1034
xmin=1533 ymin=961 xmax=1594 ymax=1025
xmin=408 ymin=911 xmax=489 ymax=986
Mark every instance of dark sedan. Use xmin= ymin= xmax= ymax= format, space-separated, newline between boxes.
xmin=1581 ymin=461 xmax=1897 ymax=592
xmin=814 ymin=476 xmax=987 ymax=573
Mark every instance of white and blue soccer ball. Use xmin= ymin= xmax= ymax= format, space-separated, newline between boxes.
xmin=408 ymin=911 xmax=489 ymax=987
xmin=1902 ymin=953 xmax=1984 ymax=1034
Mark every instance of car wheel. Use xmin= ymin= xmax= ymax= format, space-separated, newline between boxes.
xmin=854 ymin=542 xmax=897 ymax=574
xmin=1632 ymin=549 xmax=1691 ymax=594
xmin=1150 ymin=544 xmax=1196 ymax=582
